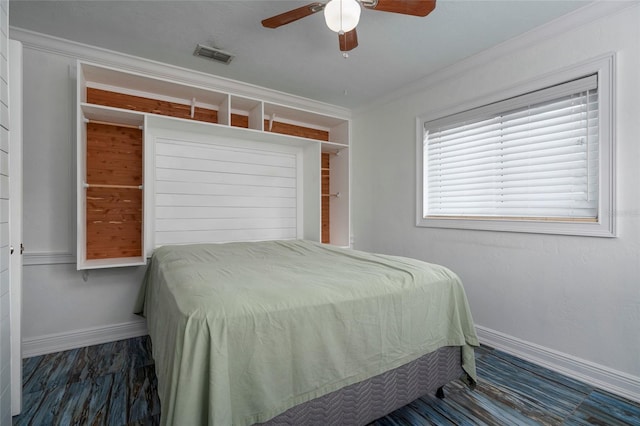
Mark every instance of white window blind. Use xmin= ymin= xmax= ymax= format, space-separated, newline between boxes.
xmin=424 ymin=74 xmax=599 ymax=221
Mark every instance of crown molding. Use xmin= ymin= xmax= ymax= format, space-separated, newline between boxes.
xmin=354 ymin=0 xmax=637 ymax=115
xmin=8 ymin=26 xmax=351 ymax=119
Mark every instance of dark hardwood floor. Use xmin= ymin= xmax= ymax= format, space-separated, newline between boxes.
xmin=12 ymin=336 xmax=640 ymax=425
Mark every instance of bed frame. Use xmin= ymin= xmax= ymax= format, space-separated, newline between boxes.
xmin=259 ymin=346 xmax=464 ymax=425
xmin=139 ymin=241 xmax=478 ymax=425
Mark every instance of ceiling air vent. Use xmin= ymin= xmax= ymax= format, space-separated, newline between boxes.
xmin=194 ymin=44 xmax=234 ymax=65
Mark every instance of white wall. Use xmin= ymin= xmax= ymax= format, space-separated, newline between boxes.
xmin=19 ymin=47 xmax=149 ymax=351
xmin=12 ymin=28 xmax=349 ymax=356
xmin=11 ymin=0 xmax=640 ymax=402
xmin=351 ymin=3 xmax=640 ymax=400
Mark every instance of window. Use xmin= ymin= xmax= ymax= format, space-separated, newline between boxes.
xmin=417 ymin=56 xmax=614 ymax=237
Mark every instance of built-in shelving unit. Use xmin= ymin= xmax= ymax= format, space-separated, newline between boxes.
xmin=77 ymin=61 xmax=350 ymax=269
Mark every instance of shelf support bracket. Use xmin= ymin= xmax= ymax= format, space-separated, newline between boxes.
xmin=269 ymin=113 xmax=276 ymax=132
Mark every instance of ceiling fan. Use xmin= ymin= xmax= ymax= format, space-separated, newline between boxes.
xmin=262 ymin=0 xmax=436 ymax=55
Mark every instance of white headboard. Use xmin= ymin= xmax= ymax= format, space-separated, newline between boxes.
xmin=145 ymin=120 xmax=308 ymax=251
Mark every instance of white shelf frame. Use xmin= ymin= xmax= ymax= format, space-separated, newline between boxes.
xmin=77 ymin=61 xmax=351 ymax=269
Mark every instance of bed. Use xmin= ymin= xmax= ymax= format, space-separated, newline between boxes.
xmin=135 ymin=239 xmax=479 ymax=425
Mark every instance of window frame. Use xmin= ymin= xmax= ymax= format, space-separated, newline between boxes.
xmin=416 ymin=54 xmax=615 ymax=237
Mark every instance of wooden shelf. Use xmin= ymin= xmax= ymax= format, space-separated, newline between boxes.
xmin=81 ymin=103 xmax=145 ymax=128
xmin=79 ymin=118 xmax=144 ymax=268
xmin=322 ymin=152 xmax=331 ymax=244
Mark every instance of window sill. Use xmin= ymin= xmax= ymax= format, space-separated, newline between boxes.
xmin=416 ymin=215 xmax=615 ymax=237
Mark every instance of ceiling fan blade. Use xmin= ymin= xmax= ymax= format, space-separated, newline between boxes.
xmin=366 ymin=0 xmax=436 ymax=17
xmin=261 ymin=2 xmax=324 ymax=28
xmin=339 ymin=29 xmax=358 ymax=52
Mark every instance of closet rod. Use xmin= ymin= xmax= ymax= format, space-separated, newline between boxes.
xmin=84 ymin=118 xmax=143 ymax=130
xmin=83 ymin=182 xmax=143 ymax=190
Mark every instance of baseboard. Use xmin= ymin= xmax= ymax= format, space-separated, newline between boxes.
xmin=20 ymin=322 xmax=640 ymax=403
xmin=476 ymin=325 xmax=640 ymax=403
xmin=22 ymin=320 xmax=148 ymax=358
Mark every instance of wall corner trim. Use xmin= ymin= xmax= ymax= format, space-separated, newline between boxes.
xmin=22 ymin=320 xmax=148 ymax=358
xmin=476 ymin=325 xmax=640 ymax=404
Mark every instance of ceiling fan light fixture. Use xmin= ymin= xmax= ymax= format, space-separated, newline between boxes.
xmin=324 ymin=0 xmax=361 ymax=33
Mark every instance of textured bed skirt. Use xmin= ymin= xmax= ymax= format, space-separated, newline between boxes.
xmin=259 ymin=346 xmax=464 ymax=426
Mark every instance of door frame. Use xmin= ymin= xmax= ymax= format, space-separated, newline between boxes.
xmin=9 ymin=39 xmax=23 ymax=416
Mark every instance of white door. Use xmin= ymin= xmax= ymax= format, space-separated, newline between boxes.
xmin=9 ymin=39 xmax=22 ymax=417
xmin=0 ymin=0 xmax=11 ymax=422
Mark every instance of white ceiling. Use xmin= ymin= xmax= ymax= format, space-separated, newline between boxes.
xmin=9 ymin=1 xmax=591 ymax=109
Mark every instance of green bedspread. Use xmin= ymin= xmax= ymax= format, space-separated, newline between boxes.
xmin=135 ymin=240 xmax=479 ymax=425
